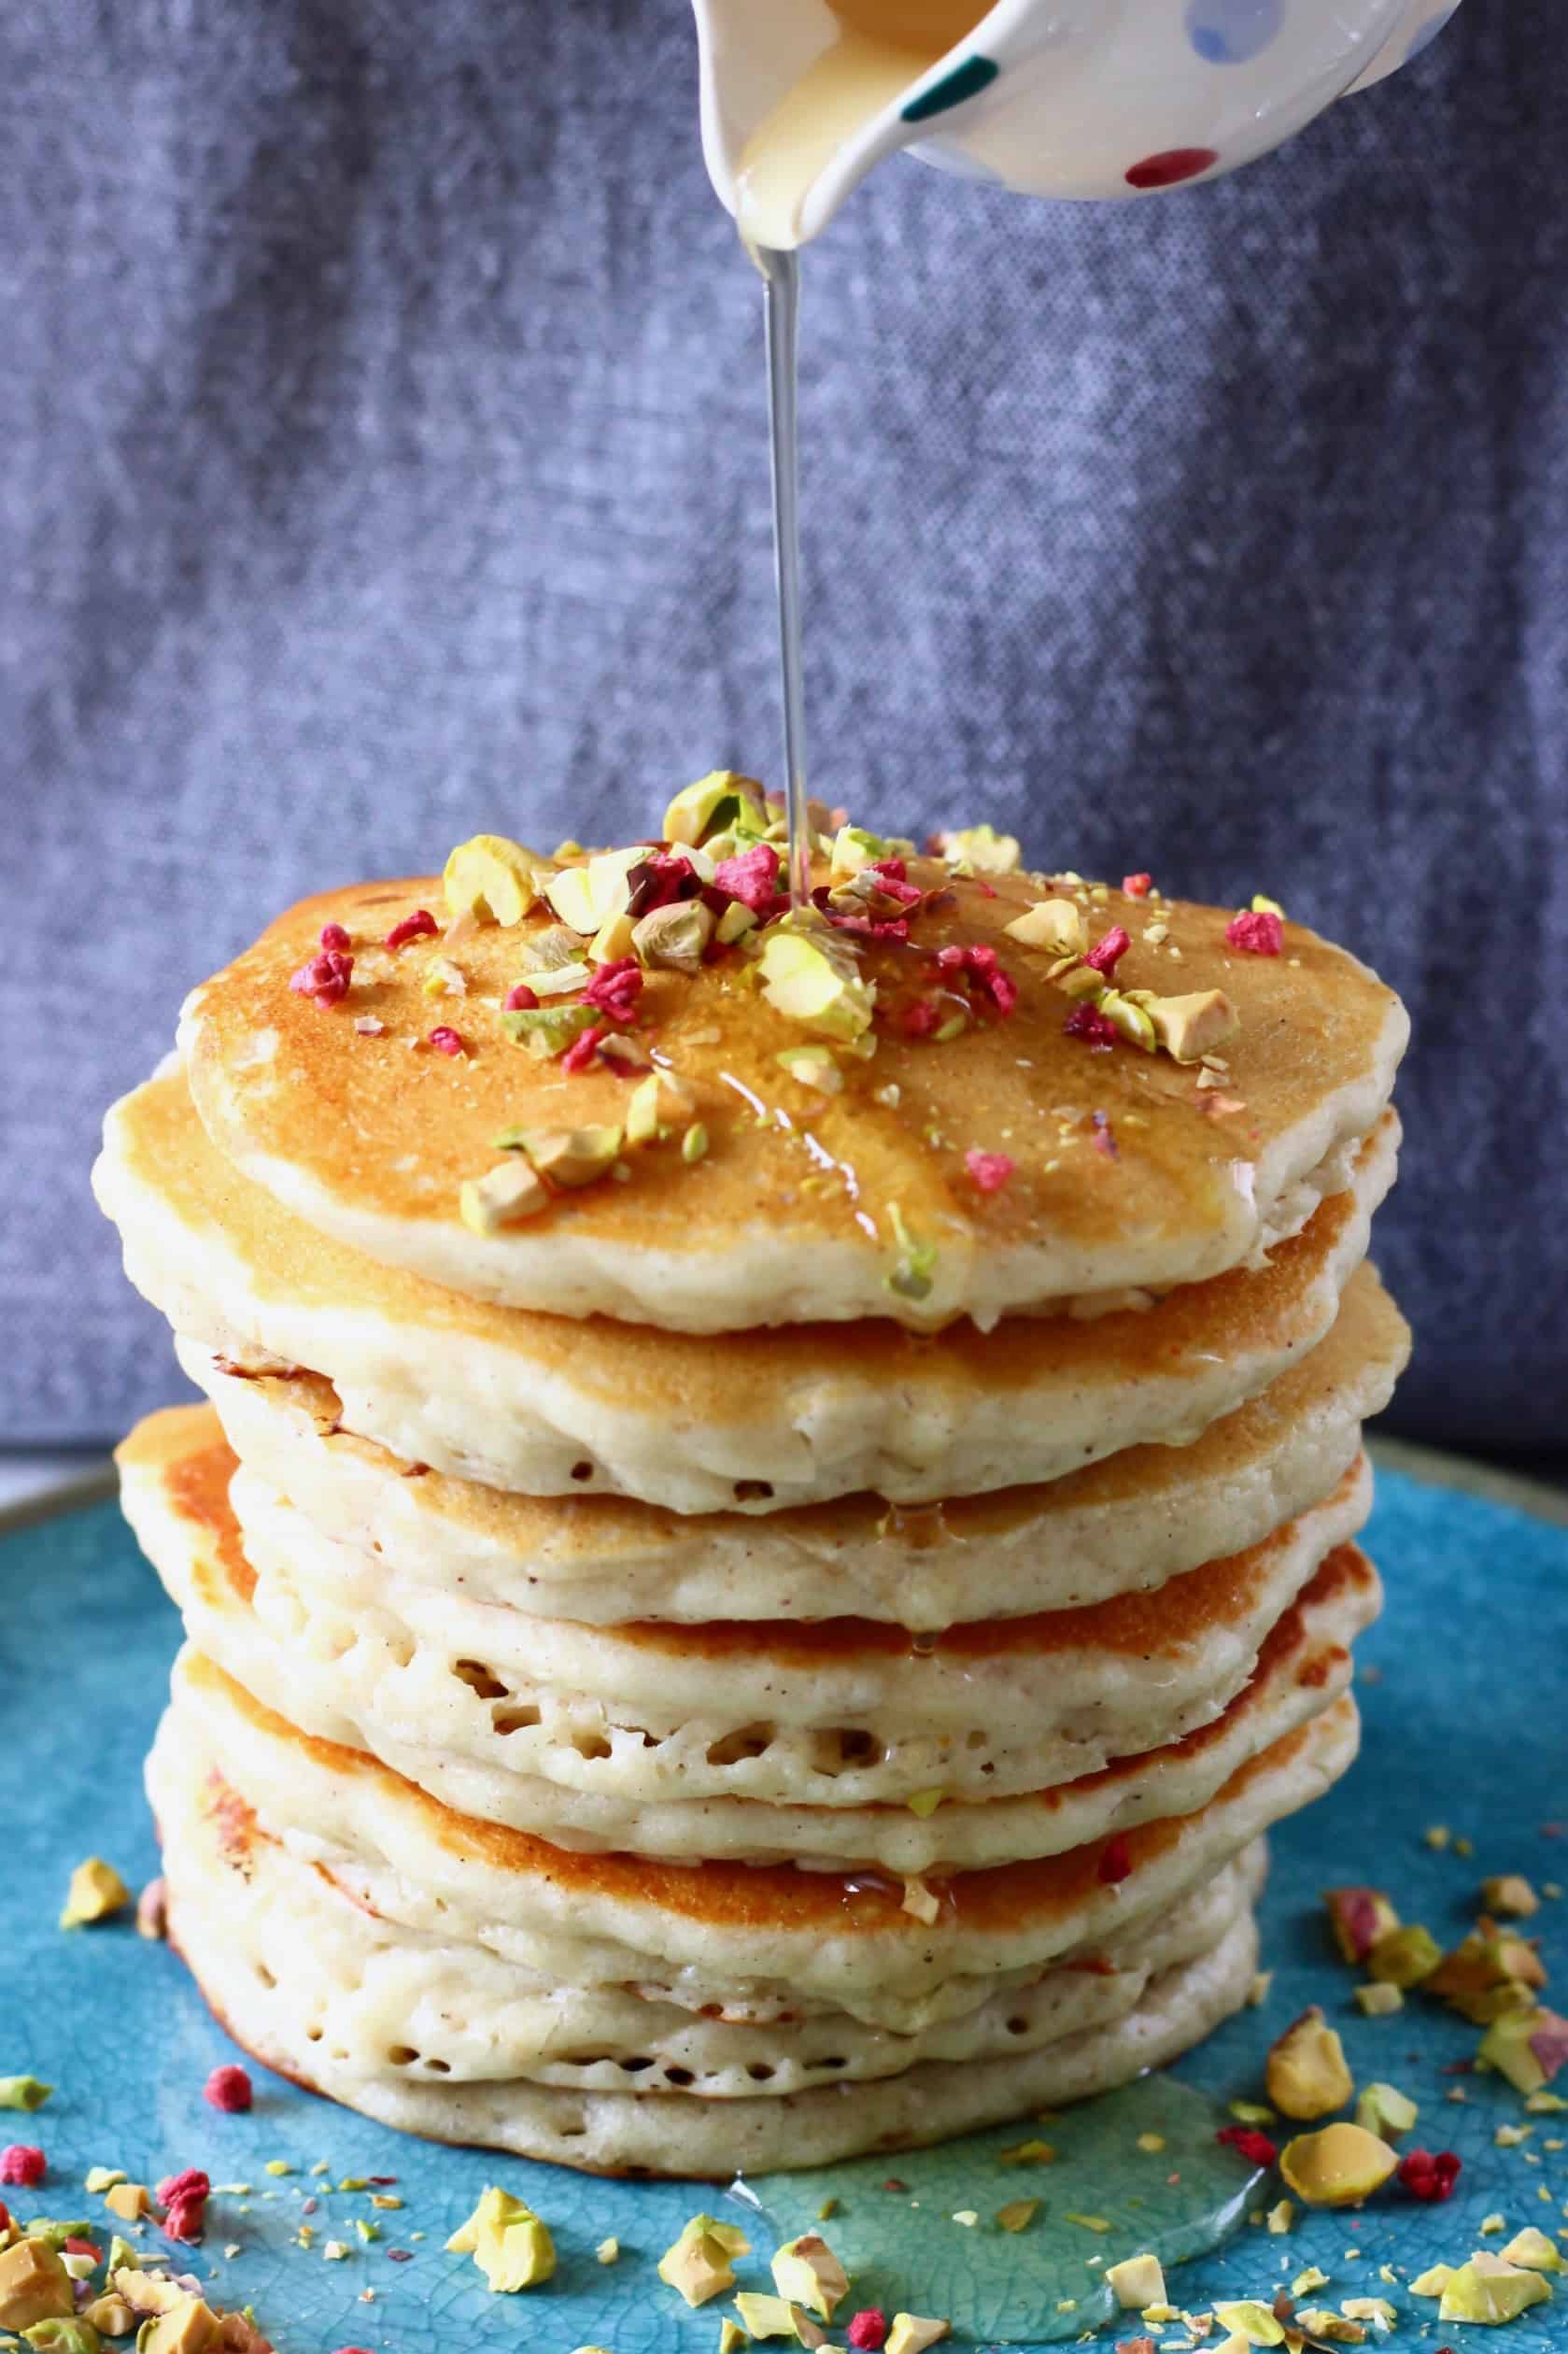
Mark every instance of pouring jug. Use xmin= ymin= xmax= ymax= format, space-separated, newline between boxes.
xmin=696 ymin=0 xmax=1461 ymax=248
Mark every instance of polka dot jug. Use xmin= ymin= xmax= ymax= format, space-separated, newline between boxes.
xmin=696 ymin=0 xmax=1462 ymax=241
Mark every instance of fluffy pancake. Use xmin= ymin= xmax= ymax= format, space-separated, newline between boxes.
xmin=148 ymin=1697 xmax=1264 ymax=2103
xmin=161 ymin=1645 xmax=1357 ymax=2021
xmin=156 ymin=1769 xmax=1261 ymax=2173
xmin=119 ymin=1404 xmax=1376 ymax=1866
xmin=175 ymin=1261 xmax=1408 ymax=1624
xmin=177 ymin=861 xmax=1406 ymax=1331
xmin=95 ymin=1068 xmax=1398 ymax=1510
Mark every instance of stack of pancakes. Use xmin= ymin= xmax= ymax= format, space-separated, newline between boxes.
xmin=94 ymin=831 xmax=1409 ymax=2177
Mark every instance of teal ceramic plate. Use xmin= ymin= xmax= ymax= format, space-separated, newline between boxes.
xmin=1 ymin=1454 xmax=1563 ymax=2351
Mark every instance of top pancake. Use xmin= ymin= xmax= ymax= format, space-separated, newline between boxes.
xmin=177 ymin=853 xmax=1406 ymax=1332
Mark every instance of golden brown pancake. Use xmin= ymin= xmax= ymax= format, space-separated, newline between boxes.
xmin=177 ymin=859 xmax=1406 ymax=1330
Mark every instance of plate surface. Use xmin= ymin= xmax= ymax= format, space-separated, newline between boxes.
xmin=1 ymin=1456 xmax=1563 ymax=2352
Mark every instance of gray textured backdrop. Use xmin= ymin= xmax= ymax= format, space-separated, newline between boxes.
xmin=5 ymin=2 xmax=1564 ymax=1456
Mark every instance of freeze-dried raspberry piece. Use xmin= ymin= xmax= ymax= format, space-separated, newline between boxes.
xmin=1226 ymin=910 xmax=1283 ymax=956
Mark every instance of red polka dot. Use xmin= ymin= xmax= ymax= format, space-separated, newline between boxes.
xmin=1124 ymin=147 xmax=1220 ymax=190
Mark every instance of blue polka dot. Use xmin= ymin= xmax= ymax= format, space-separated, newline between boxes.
xmin=1185 ymin=0 xmax=1286 ymax=66
xmin=1406 ymin=5 xmax=1459 ymax=60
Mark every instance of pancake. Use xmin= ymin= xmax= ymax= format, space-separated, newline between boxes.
xmin=119 ymin=1405 xmax=1377 ymax=1865
xmin=94 ymin=1068 xmax=1398 ymax=1511
xmin=177 ymin=858 xmax=1406 ymax=1332
xmin=175 ymin=1260 xmax=1409 ymax=1624
xmin=148 ymin=1695 xmax=1264 ymax=2105
xmin=162 ymin=1646 xmax=1357 ymax=2023
xmin=158 ymin=1778 xmax=1261 ymax=2174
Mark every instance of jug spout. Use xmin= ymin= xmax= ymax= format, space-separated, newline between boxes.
xmin=693 ymin=0 xmax=1463 ymax=241
xmin=695 ymin=0 xmax=1000 ymax=252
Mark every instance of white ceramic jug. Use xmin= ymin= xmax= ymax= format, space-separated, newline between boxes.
xmin=696 ymin=0 xmax=1461 ymax=248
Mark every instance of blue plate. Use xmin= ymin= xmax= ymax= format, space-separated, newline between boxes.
xmin=1 ymin=1456 xmax=1563 ymax=2351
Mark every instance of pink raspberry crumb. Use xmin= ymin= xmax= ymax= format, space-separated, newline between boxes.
xmin=318 ymin=921 xmax=351 ymax=952
xmin=205 ymin=2063 xmax=253 ymax=2113
xmin=155 ymin=2167 xmax=210 ymax=2208
xmin=901 ymin=998 xmax=940 ymax=1038
xmin=64 ymin=2238 xmax=102 ymax=2261
xmin=289 ymin=948 xmax=354 ymax=1007
xmin=1123 ymin=872 xmax=1152 ymax=898
xmin=1225 ymin=909 xmax=1283 ymax=956
xmin=1217 ymin=2123 xmax=1278 ymax=2168
xmin=1397 ymin=2147 xmax=1462 ymax=2202
xmin=713 ymin=842 xmax=783 ymax=915
xmin=0 ymin=2147 xmax=46 ymax=2188
xmin=560 ymin=1024 xmax=604 ymax=1074
xmin=848 ymin=2314 xmax=888 ymax=2351
xmin=504 ymin=982 xmax=539 ymax=1012
xmin=1084 ymin=924 xmax=1130 ymax=975
xmin=427 ymin=1026 xmax=466 ymax=1056
xmin=582 ymin=957 xmax=643 ymax=1023
xmin=385 ymin=908 xmax=439 ymax=951
xmin=965 ymin=1150 xmax=1015 ymax=1194
xmin=162 ymin=2193 xmax=207 ymax=2243
xmin=1064 ymin=1002 xmax=1118 ymax=1049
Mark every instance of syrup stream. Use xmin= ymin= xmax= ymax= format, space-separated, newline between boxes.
xmin=757 ymin=243 xmax=813 ymax=909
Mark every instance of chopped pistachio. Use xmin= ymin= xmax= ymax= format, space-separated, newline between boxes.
xmin=715 ymin=900 xmax=758 ymax=947
xmin=82 ymin=2294 xmax=137 ymax=2337
xmin=1499 ymin=2226 xmax=1564 ymax=2272
xmin=516 ymin=922 xmax=589 ymax=974
xmin=664 ymin=772 xmax=766 ymax=848
xmin=934 ymin=825 xmax=1019 ymax=873
xmin=758 ymin=926 xmax=875 ymax=1042
xmin=505 ymin=1125 xmax=623 ymax=1188
xmin=995 ymin=2200 xmax=1040 ymax=2233
xmin=1097 ymin=989 xmax=1156 ymax=1053
xmin=1055 ymin=961 xmax=1105 ymax=1001
xmin=1367 ymin=1922 xmax=1442 ymax=1987
xmin=0 ymin=2242 xmax=74 ymax=2334
xmin=907 ymin=1790 xmax=944 ymax=1820
xmin=1294 ymin=2311 xmax=1364 ymax=2345
xmin=1484 ymin=1875 xmax=1542 ymax=1918
xmin=595 ymin=2237 xmax=619 ymax=2266
xmin=1278 ymin=2123 xmax=1398 ymax=2207
xmin=1354 ymin=1982 xmax=1403 ymax=2017
xmin=1324 ymin=1887 xmax=1401 ymax=1964
xmin=770 ymin=2235 xmax=848 ymax=2322
xmin=732 ymin=2294 xmax=797 ymax=2340
xmin=1105 ymin=2254 xmax=1165 ymax=2311
xmin=996 ymin=2139 xmax=1056 ymax=2166
xmin=1438 ymin=2254 xmax=1552 ymax=2326
xmin=883 ymin=2315 xmax=950 ymax=2354
xmin=718 ymin=2323 xmax=748 ymax=2354
xmin=442 ymin=834 xmax=554 ymax=927
xmin=445 ymin=2189 xmax=556 ymax=2292
xmin=82 ymin=2170 xmax=123 ymax=2196
xmin=901 ymin=1877 xmax=939 ymax=1925
xmin=1145 ymin=988 xmax=1240 ymax=1064
xmin=21 ymin=2319 xmax=107 ymax=2353
xmin=589 ymin=909 xmax=637 ymax=965
xmin=1427 ymin=1923 xmax=1547 ymax=2022
xmin=1004 ymin=899 xmax=1085 ymax=956
xmin=543 ymin=866 xmax=600 ymax=934
xmin=0 ymin=2081 xmax=51 ymax=2114
xmin=682 ymin=1122 xmax=710 ymax=1166
xmin=885 ymin=1204 xmax=938 ymax=1303
xmin=1341 ymin=2298 xmax=1397 ymax=2325
xmin=630 ymin=900 xmax=715 ymax=976
xmin=139 ymin=2299 xmax=222 ymax=2354
xmin=60 ymin=1859 xmax=130 ymax=1930
xmin=826 ymin=825 xmax=890 ymax=884
xmin=1061 ymin=2212 xmax=1110 ymax=2233
xmin=1479 ymin=2004 xmax=1568 ymax=2094
xmin=1136 ymin=2132 xmax=1165 ymax=2152
xmin=1210 ymin=2303 xmax=1285 ymax=2347
xmin=1228 ymin=2099 xmax=1277 ymax=2126
xmin=625 ymin=1073 xmax=662 ymax=1145
xmin=1291 ymin=2266 xmax=1331 ymax=2295
xmin=658 ymin=2219 xmax=750 ymax=2309
xmin=1266 ymin=2007 xmax=1354 ymax=2120
xmin=1410 ymin=2264 xmax=1454 ymax=2296
xmin=501 ymin=1000 xmax=597 ymax=1058
xmin=1266 ymin=2200 xmax=1295 ymax=2234
xmin=775 ymin=1044 xmax=842 ymax=1093
xmin=597 ymin=1029 xmax=653 ymax=1071
xmin=459 ymin=1160 xmax=550 ymax=1235
xmin=103 ymin=2187 xmax=152 ymax=2225
xmin=1354 ymin=2082 xmax=1418 ymax=2138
